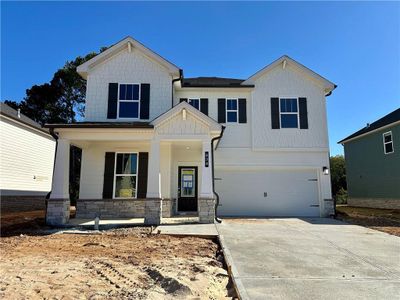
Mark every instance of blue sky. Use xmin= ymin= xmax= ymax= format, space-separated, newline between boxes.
xmin=2 ymin=1 xmax=399 ymax=155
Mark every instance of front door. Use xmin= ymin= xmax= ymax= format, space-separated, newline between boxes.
xmin=178 ymin=166 xmax=198 ymax=212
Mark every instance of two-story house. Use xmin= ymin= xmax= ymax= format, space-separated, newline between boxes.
xmin=45 ymin=37 xmax=336 ymax=225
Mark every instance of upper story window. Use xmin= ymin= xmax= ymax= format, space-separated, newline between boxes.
xmin=188 ymin=98 xmax=200 ymax=110
xmin=226 ymin=99 xmax=238 ymax=123
xmin=383 ymin=131 xmax=394 ymax=154
xmin=118 ymin=84 xmax=140 ymax=118
xmin=114 ymin=153 xmax=138 ymax=198
xmin=280 ymin=98 xmax=299 ymax=128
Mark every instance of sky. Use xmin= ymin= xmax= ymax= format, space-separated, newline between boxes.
xmin=1 ymin=1 xmax=399 ymax=155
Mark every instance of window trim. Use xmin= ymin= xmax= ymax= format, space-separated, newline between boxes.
xmin=226 ymin=98 xmax=239 ymax=123
xmin=113 ymin=152 xmax=139 ymax=199
xmin=279 ymin=97 xmax=300 ymax=129
xmin=117 ymin=83 xmax=141 ymax=119
xmin=188 ymin=98 xmax=201 ymax=110
xmin=383 ymin=131 xmax=394 ymax=155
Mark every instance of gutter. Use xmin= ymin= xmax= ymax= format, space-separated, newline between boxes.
xmin=211 ymin=126 xmax=226 ymax=223
xmin=171 ymin=69 xmax=183 ymax=108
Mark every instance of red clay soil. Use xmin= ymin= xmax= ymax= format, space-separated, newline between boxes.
xmin=336 ymin=206 xmax=400 ymax=237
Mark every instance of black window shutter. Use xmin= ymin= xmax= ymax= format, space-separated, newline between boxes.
xmin=137 ymin=152 xmax=149 ymax=198
xmin=200 ymin=98 xmax=208 ymax=115
xmin=107 ymin=83 xmax=118 ymax=119
xmin=102 ymin=152 xmax=115 ymax=199
xmin=238 ymin=98 xmax=247 ymax=123
xmin=299 ymin=97 xmax=308 ymax=129
xmin=218 ymin=98 xmax=226 ymax=123
xmin=271 ymin=97 xmax=280 ymax=129
xmin=180 ymin=98 xmax=188 ymax=103
xmin=140 ymin=84 xmax=150 ymax=119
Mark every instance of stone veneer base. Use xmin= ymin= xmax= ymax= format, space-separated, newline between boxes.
xmin=198 ymin=198 xmax=215 ymax=224
xmin=46 ymin=198 xmax=70 ymax=226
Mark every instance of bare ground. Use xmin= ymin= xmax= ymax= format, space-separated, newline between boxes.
xmin=0 ymin=212 xmax=235 ymax=299
xmin=336 ymin=205 xmax=400 ymax=237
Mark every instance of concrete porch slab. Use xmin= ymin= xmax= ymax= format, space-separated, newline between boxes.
xmin=154 ymin=223 xmax=218 ymax=237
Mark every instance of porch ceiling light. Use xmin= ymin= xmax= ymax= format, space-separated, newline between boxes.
xmin=322 ymin=166 xmax=329 ymax=175
xmin=182 ymin=108 xmax=187 ymax=120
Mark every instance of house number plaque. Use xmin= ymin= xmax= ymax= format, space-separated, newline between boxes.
xmin=205 ymin=151 xmax=209 ymax=167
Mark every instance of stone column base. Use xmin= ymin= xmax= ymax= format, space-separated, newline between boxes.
xmin=323 ymin=198 xmax=335 ymax=217
xmin=46 ymin=198 xmax=70 ymax=226
xmin=162 ymin=199 xmax=173 ymax=218
xmin=144 ymin=198 xmax=162 ymax=225
xmin=198 ymin=198 xmax=215 ymax=224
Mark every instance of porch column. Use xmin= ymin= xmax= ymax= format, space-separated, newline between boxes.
xmin=199 ymin=139 xmax=215 ymax=223
xmin=46 ymin=138 xmax=71 ymax=226
xmin=145 ymin=140 xmax=162 ymax=225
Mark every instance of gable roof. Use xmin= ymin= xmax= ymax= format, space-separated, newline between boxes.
xmin=151 ymin=101 xmax=222 ymax=132
xmin=0 ymin=102 xmax=50 ymax=135
xmin=182 ymin=77 xmax=254 ymax=88
xmin=338 ymin=108 xmax=400 ymax=144
xmin=77 ymin=36 xmax=181 ymax=79
xmin=242 ymin=55 xmax=336 ymax=96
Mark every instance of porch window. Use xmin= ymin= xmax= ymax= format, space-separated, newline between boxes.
xmin=118 ymin=84 xmax=140 ymax=118
xmin=114 ymin=153 xmax=138 ymax=198
xmin=383 ymin=131 xmax=394 ymax=154
xmin=226 ymin=99 xmax=238 ymax=123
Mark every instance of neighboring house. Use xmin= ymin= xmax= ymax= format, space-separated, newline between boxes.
xmin=0 ymin=103 xmax=56 ymax=212
xmin=339 ymin=109 xmax=400 ymax=209
xmin=45 ymin=36 xmax=336 ymax=225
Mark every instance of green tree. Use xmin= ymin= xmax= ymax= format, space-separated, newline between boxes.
xmin=330 ymin=155 xmax=347 ymax=203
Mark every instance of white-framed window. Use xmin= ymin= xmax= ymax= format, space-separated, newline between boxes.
xmin=383 ymin=131 xmax=394 ymax=154
xmin=113 ymin=153 xmax=138 ymax=198
xmin=280 ymin=97 xmax=299 ymax=128
xmin=226 ymin=98 xmax=238 ymax=123
xmin=118 ymin=83 xmax=140 ymax=119
xmin=188 ymin=98 xmax=200 ymax=110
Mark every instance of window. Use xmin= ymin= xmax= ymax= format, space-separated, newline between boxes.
xmin=118 ymin=84 xmax=140 ymax=118
xmin=383 ymin=131 xmax=394 ymax=154
xmin=114 ymin=153 xmax=138 ymax=198
xmin=226 ymin=99 xmax=238 ymax=123
xmin=188 ymin=98 xmax=200 ymax=110
xmin=280 ymin=98 xmax=299 ymax=128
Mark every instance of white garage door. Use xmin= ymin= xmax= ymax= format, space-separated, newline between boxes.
xmin=215 ymin=169 xmax=320 ymax=217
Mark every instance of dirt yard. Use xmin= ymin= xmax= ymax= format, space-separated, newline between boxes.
xmin=336 ymin=205 xmax=400 ymax=237
xmin=0 ymin=217 xmax=235 ymax=299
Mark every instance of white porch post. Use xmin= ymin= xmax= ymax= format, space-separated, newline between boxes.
xmin=145 ymin=140 xmax=162 ymax=225
xmin=47 ymin=138 xmax=71 ymax=225
xmin=199 ymin=139 xmax=215 ymax=223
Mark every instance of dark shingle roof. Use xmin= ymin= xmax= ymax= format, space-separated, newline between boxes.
xmin=0 ymin=102 xmax=50 ymax=134
xmin=44 ymin=122 xmax=153 ymax=129
xmin=338 ymin=108 xmax=400 ymax=144
xmin=182 ymin=77 xmax=254 ymax=88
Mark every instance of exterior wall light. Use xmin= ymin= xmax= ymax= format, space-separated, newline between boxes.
xmin=322 ymin=167 xmax=329 ymax=175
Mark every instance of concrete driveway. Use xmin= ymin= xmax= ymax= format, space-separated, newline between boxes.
xmin=216 ymin=218 xmax=400 ymax=300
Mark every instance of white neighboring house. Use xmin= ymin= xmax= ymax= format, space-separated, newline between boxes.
xmin=45 ymin=36 xmax=336 ymax=225
xmin=0 ymin=103 xmax=56 ymax=212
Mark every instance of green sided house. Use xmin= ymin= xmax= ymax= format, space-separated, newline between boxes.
xmin=339 ymin=108 xmax=400 ymax=209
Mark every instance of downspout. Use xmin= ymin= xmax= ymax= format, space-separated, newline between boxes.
xmin=46 ymin=127 xmax=59 ymax=220
xmin=171 ymin=69 xmax=183 ymax=108
xmin=211 ymin=126 xmax=226 ymax=223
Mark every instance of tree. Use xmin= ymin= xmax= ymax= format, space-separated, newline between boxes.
xmin=330 ymin=155 xmax=347 ymax=203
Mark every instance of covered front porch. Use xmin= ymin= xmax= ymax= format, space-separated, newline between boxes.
xmin=46 ymin=102 xmax=223 ymax=226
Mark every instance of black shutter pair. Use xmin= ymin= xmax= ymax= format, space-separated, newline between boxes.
xmin=102 ymin=152 xmax=149 ymax=199
xmin=180 ymin=98 xmax=209 ymax=115
xmin=107 ymin=83 xmax=150 ymax=119
xmin=271 ymin=97 xmax=308 ymax=129
xmin=217 ymin=98 xmax=247 ymax=123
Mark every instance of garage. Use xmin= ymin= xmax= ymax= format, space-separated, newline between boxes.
xmin=215 ymin=168 xmax=321 ymax=217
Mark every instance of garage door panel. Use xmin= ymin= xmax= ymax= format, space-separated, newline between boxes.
xmin=215 ymin=169 xmax=320 ymax=217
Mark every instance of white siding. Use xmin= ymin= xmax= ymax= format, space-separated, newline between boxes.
xmin=85 ymin=48 xmax=173 ymax=122
xmin=251 ymin=64 xmax=329 ymax=149
xmin=174 ymin=89 xmax=252 ymax=148
xmin=0 ymin=117 xmax=55 ymax=195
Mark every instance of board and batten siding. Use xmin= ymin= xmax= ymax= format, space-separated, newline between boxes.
xmin=251 ymin=63 xmax=329 ymax=149
xmin=344 ymin=123 xmax=400 ymax=200
xmin=85 ymin=47 xmax=173 ymax=122
xmin=0 ymin=116 xmax=55 ymax=195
